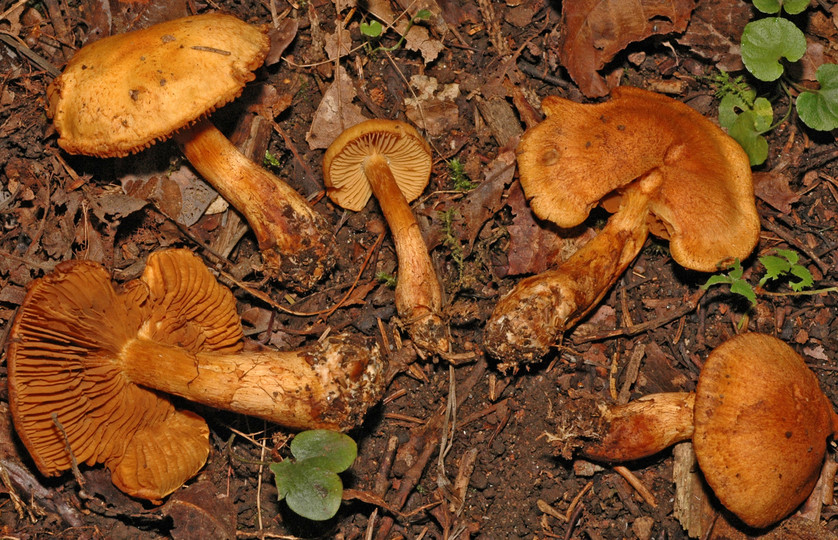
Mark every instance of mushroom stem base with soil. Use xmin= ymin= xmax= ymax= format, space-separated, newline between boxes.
xmin=176 ymin=118 xmax=336 ymax=290
xmin=121 ymin=335 xmax=384 ymax=431
xmin=364 ymin=153 xmax=448 ymax=354
xmin=484 ymin=174 xmax=659 ymax=368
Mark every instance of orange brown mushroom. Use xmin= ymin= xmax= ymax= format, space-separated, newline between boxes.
xmin=323 ymin=119 xmax=449 ymax=356
xmin=549 ymin=333 xmax=838 ymax=529
xmin=484 ymin=87 xmax=760 ymax=368
xmin=46 ymin=13 xmax=336 ymax=291
xmin=6 ymin=249 xmax=386 ymax=502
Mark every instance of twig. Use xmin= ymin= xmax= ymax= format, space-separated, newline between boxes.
xmin=50 ymin=413 xmax=87 ymax=496
xmin=613 ymin=465 xmax=657 ymax=508
xmin=574 ymin=289 xmax=705 ymax=343
xmin=760 ymin=217 xmax=830 ymax=275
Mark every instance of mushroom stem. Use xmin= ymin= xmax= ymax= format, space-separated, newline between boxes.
xmin=580 ymin=393 xmax=695 ymax=462
xmin=485 ymin=175 xmax=659 ymax=367
xmin=176 ymin=118 xmax=336 ymax=290
xmin=120 ymin=334 xmax=384 ymax=432
xmin=364 ymin=153 xmax=448 ymax=353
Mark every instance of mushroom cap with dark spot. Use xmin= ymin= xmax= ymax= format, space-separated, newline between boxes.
xmin=47 ymin=13 xmax=270 ymax=158
xmin=322 ymin=119 xmax=433 ymax=212
xmin=693 ymin=333 xmax=837 ymax=529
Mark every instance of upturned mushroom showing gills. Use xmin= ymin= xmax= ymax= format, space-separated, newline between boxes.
xmin=46 ymin=13 xmax=336 ymax=291
xmin=550 ymin=333 xmax=838 ymax=529
xmin=6 ymin=249 xmax=386 ymax=501
xmin=323 ymin=119 xmax=449 ymax=356
xmin=484 ymin=86 xmax=759 ymax=368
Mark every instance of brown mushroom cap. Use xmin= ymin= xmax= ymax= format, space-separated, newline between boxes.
xmin=5 ymin=255 xmax=233 ymax=501
xmin=47 ymin=13 xmax=269 ymax=158
xmin=693 ymin=333 xmax=838 ymax=529
xmin=322 ymin=119 xmax=433 ymax=212
xmin=516 ymin=86 xmax=759 ymax=272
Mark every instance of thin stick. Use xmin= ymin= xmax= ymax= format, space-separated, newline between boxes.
xmin=613 ymin=465 xmax=657 ymax=508
xmin=51 ymin=413 xmax=86 ymax=494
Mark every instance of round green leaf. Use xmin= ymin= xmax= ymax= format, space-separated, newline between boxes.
xmin=796 ymin=64 xmax=838 ymax=131
xmin=780 ymin=0 xmax=810 ymax=15
xmin=728 ymin=111 xmax=769 ymax=166
xmin=752 ymin=97 xmax=774 ymax=132
xmin=741 ymin=18 xmax=806 ymax=81
xmin=270 ymin=460 xmax=294 ymax=500
xmin=284 ymin=463 xmax=343 ymax=521
xmin=752 ymin=0 xmax=781 ymax=14
xmin=290 ymin=430 xmax=357 ymax=473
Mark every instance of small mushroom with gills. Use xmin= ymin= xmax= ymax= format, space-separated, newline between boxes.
xmin=484 ymin=86 xmax=759 ymax=368
xmin=323 ymin=119 xmax=449 ymax=355
xmin=46 ymin=13 xmax=336 ymax=291
xmin=549 ymin=333 xmax=838 ymax=529
xmin=6 ymin=249 xmax=386 ymax=501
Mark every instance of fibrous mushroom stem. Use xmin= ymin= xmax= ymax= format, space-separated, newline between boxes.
xmin=364 ymin=153 xmax=448 ymax=354
xmin=580 ymin=393 xmax=695 ymax=462
xmin=485 ymin=175 xmax=659 ymax=367
xmin=175 ymin=118 xmax=336 ymax=290
xmin=120 ymin=335 xmax=384 ymax=431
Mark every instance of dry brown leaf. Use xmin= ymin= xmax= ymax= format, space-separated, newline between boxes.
xmin=559 ymin=0 xmax=696 ymax=97
xmin=752 ymin=171 xmax=800 ymax=214
xmin=459 ymin=150 xmax=516 ymax=254
xmin=162 ymin=481 xmax=237 ymax=540
xmin=502 ymin=181 xmax=568 ymax=277
xmin=306 ymin=65 xmax=367 ymax=150
xmin=676 ymin=0 xmax=750 ymax=72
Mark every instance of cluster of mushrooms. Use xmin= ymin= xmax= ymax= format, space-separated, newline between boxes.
xmin=4 ymin=10 xmax=836 ymax=534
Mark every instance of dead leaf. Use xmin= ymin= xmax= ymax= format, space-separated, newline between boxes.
xmin=502 ymin=181 xmax=569 ymax=276
xmin=753 ymin=171 xmax=800 ymax=214
xmin=803 ymin=345 xmax=829 ymax=362
xmin=122 ymin=166 xmax=216 ymax=226
xmin=306 ymin=65 xmax=367 ymax=150
xmin=324 ymin=26 xmax=352 ymax=60
xmin=265 ymin=18 xmax=299 ymax=66
xmin=161 ymin=481 xmax=237 ymax=540
xmin=404 ymin=75 xmax=460 ymax=136
xmin=676 ymin=0 xmax=750 ymax=72
xmin=366 ymin=0 xmax=445 ymax=63
xmin=559 ymin=0 xmax=696 ymax=97
xmin=459 ymin=150 xmax=516 ymax=254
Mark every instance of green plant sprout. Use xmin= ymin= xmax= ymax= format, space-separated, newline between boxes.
xmin=271 ymin=430 xmax=357 ymax=521
xmin=360 ymin=9 xmax=431 ymax=55
xmin=263 ymin=150 xmax=282 ymax=169
xmin=376 ymin=271 xmax=397 ymax=288
xmin=448 ymin=158 xmax=476 ymax=191
xmin=702 ymin=248 xmax=835 ymax=308
xmin=723 ymin=0 xmax=838 ymax=164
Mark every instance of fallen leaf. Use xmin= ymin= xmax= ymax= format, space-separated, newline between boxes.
xmin=676 ymin=0 xmax=750 ymax=72
xmin=503 ymin=181 xmax=569 ymax=276
xmin=162 ymin=481 xmax=237 ymax=540
xmin=559 ymin=0 xmax=696 ymax=97
xmin=306 ymin=65 xmax=367 ymax=150
xmin=752 ymin=171 xmax=800 ymax=214
xmin=122 ymin=166 xmax=217 ymax=226
xmin=404 ymin=75 xmax=460 ymax=136
xmin=459 ymin=150 xmax=516 ymax=254
xmin=803 ymin=344 xmax=829 ymax=361
xmin=265 ymin=18 xmax=300 ymax=66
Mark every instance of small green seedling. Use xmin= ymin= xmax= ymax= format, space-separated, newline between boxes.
xmin=264 ymin=150 xmax=282 ymax=169
xmin=701 ymin=248 xmax=826 ymax=309
xmin=376 ymin=271 xmax=397 ymax=288
xmin=448 ymin=159 xmax=476 ymax=192
xmin=712 ymin=71 xmax=775 ymax=165
xmin=270 ymin=430 xmax=357 ymax=521
xmin=360 ymin=9 xmax=431 ymax=55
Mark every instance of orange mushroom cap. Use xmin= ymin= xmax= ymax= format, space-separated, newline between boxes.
xmin=515 ymin=86 xmax=759 ymax=272
xmin=322 ymin=119 xmax=433 ymax=212
xmin=47 ymin=13 xmax=270 ymax=158
xmin=693 ymin=333 xmax=838 ymax=529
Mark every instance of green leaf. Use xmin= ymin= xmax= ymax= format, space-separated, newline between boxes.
xmin=780 ymin=0 xmax=810 ymax=14
xmin=415 ymin=9 xmax=432 ymax=20
xmin=775 ymin=248 xmax=799 ymax=265
xmin=719 ymin=91 xmax=754 ymax=129
xmin=789 ymin=264 xmax=814 ymax=292
xmin=271 ymin=461 xmax=343 ymax=521
xmin=728 ymin=111 xmax=769 ymax=166
xmin=758 ymin=254 xmax=792 ymax=285
xmin=752 ymin=97 xmax=774 ymax=132
xmin=290 ymin=430 xmax=357 ymax=473
xmin=741 ymin=18 xmax=807 ymax=81
xmin=730 ymin=279 xmax=757 ymax=305
xmin=360 ymin=20 xmax=383 ymax=38
xmin=752 ymin=0 xmax=781 ymax=13
xmin=702 ymin=274 xmax=734 ymax=289
xmin=796 ymin=64 xmax=838 ymax=131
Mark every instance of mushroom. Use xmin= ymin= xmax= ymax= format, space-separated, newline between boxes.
xmin=322 ymin=119 xmax=449 ymax=355
xmin=6 ymin=249 xmax=386 ymax=501
xmin=46 ymin=13 xmax=336 ymax=291
xmin=484 ymin=87 xmax=759 ymax=368
xmin=550 ymin=333 xmax=838 ymax=529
